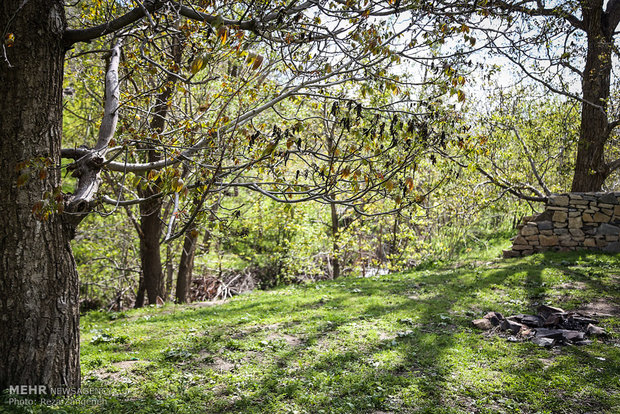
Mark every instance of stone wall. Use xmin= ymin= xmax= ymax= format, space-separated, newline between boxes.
xmin=503 ymin=192 xmax=620 ymax=258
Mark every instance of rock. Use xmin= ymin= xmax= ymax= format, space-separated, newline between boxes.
xmin=513 ymin=244 xmax=531 ymax=251
xmin=593 ymin=212 xmax=611 ymax=223
xmin=483 ymin=311 xmax=504 ymax=326
xmin=615 ymin=205 xmax=620 ymax=217
xmin=550 ymin=195 xmax=569 ymax=206
xmin=513 ymin=235 xmax=528 ymax=245
xmin=568 ymin=217 xmax=582 ymax=229
xmin=473 ymin=319 xmax=493 ymax=330
xmin=534 ymin=328 xmax=566 ymax=340
xmin=603 ymin=242 xmax=620 ymax=253
xmin=538 ymin=221 xmax=554 ymax=230
xmin=539 ymin=235 xmax=559 ymax=246
xmin=543 ymin=314 xmax=562 ymax=326
xmin=502 ymin=249 xmax=521 ymax=258
xmin=573 ymin=340 xmax=593 ymax=346
xmin=586 ymin=324 xmax=606 ymax=336
xmin=538 ymin=304 xmax=564 ymax=319
xmin=561 ymin=330 xmax=585 ymax=342
xmin=584 ymin=238 xmax=597 ymax=247
xmin=532 ymin=337 xmax=555 ymax=347
xmin=582 ymin=213 xmax=594 ymax=223
xmin=521 ymin=224 xmax=539 ymax=236
xmin=569 ymin=228 xmax=584 ymax=237
xmin=569 ymin=315 xmax=598 ymax=326
xmin=602 ymin=208 xmax=615 ymax=216
xmin=501 ymin=319 xmax=524 ymax=334
xmin=510 ymin=314 xmax=543 ymax=327
xmin=560 ymin=240 xmax=579 ymax=247
xmin=596 ymin=239 xmax=609 ymax=248
xmin=552 ymin=211 xmax=568 ymax=222
xmin=598 ymin=223 xmax=620 ymax=236
xmin=599 ymin=193 xmax=618 ymax=204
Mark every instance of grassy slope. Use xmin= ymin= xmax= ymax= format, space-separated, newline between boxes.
xmin=4 ymin=250 xmax=620 ymax=414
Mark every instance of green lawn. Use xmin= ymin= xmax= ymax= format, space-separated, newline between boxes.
xmin=3 ymin=251 xmax=620 ymax=413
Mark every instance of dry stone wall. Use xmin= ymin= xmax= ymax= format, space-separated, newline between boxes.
xmin=503 ymin=192 xmax=620 ymax=258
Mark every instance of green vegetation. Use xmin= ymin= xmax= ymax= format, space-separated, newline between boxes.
xmin=5 ymin=248 xmax=619 ymax=414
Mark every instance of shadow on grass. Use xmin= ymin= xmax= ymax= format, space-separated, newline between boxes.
xmin=10 ymin=251 xmax=617 ymax=414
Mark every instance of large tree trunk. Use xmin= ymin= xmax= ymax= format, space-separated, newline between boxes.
xmin=571 ymin=3 xmax=613 ymax=192
xmin=0 ymin=0 xmax=80 ymax=390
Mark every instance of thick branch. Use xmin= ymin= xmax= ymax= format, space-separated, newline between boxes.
xmin=64 ymin=2 xmax=164 ymax=45
xmin=65 ymin=40 xmax=123 ymax=222
xmin=64 ymin=1 xmax=314 ymax=46
xmin=491 ymin=1 xmax=583 ymax=30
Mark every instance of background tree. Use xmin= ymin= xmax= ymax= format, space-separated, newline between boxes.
xmin=2 ymin=0 xmax=468 ymax=390
xmin=431 ymin=0 xmax=620 ymax=191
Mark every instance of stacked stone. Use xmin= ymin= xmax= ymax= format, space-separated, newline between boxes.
xmin=504 ymin=192 xmax=620 ymax=258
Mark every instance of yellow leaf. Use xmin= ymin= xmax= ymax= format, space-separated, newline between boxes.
xmin=253 ymin=54 xmax=264 ymax=70
xmin=190 ymin=57 xmax=205 ymax=74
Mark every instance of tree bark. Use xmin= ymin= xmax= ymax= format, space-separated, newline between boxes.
xmin=571 ymin=2 xmax=613 ymax=192
xmin=0 ymin=0 xmax=80 ymax=390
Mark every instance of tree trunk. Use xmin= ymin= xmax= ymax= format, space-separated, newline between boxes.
xmin=329 ymin=200 xmax=341 ymax=279
xmin=0 ymin=0 xmax=80 ymax=390
xmin=138 ymin=192 xmax=164 ymax=305
xmin=135 ymin=36 xmax=183 ymax=306
xmin=165 ymin=243 xmax=174 ymax=300
xmin=175 ymin=224 xmax=199 ymax=303
xmin=571 ymin=3 xmax=613 ymax=192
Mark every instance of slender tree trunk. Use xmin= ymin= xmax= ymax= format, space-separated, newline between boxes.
xmin=571 ymin=4 xmax=613 ymax=192
xmin=329 ymin=200 xmax=341 ymax=279
xmin=136 ymin=36 xmax=183 ymax=306
xmin=138 ymin=192 xmax=164 ymax=305
xmin=175 ymin=224 xmax=199 ymax=303
xmin=0 ymin=0 xmax=80 ymax=390
xmin=165 ymin=243 xmax=174 ymax=300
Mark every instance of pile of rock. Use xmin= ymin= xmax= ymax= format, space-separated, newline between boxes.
xmin=504 ymin=192 xmax=620 ymax=258
xmin=473 ymin=305 xmax=606 ymax=347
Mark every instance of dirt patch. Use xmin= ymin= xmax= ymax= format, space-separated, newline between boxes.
xmin=557 ymin=281 xmax=588 ymax=290
xmin=578 ymin=298 xmax=620 ymax=318
xmin=452 ymin=260 xmax=501 ymax=270
xmin=112 ymin=360 xmax=142 ymax=370
xmin=94 ymin=360 xmax=144 ymax=382
xmin=378 ymin=331 xmax=396 ymax=341
xmin=266 ymin=332 xmax=302 ymax=347
xmin=207 ymin=356 xmax=235 ymax=372
xmin=187 ymin=299 xmax=229 ymax=308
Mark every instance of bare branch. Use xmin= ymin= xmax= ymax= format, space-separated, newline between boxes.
xmin=509 ymin=125 xmax=551 ymax=196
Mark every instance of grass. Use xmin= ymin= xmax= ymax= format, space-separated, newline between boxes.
xmin=2 ymin=249 xmax=619 ymax=414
